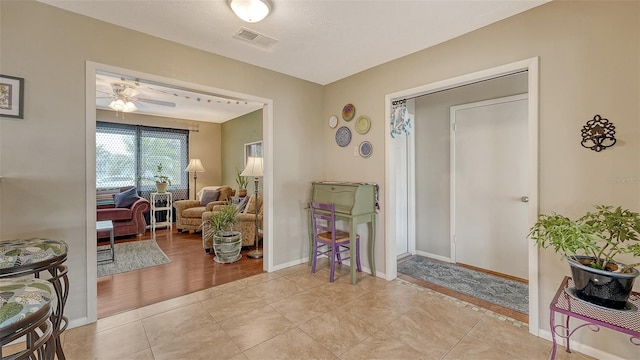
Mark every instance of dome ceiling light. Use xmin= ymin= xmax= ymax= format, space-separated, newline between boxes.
xmin=229 ymin=0 xmax=272 ymax=23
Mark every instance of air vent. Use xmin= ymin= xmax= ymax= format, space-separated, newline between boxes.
xmin=233 ymin=27 xmax=278 ymax=49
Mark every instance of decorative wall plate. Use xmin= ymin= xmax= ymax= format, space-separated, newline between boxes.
xmin=335 ymin=126 xmax=352 ymax=147
xmin=359 ymin=141 xmax=373 ymax=158
xmin=355 ymin=115 xmax=371 ymax=134
xmin=328 ymin=115 xmax=338 ymax=128
xmin=342 ymin=103 xmax=356 ymax=121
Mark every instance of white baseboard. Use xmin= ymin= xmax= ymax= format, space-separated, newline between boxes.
xmin=415 ymin=250 xmax=452 ymax=263
xmin=538 ymin=329 xmax=624 ymax=360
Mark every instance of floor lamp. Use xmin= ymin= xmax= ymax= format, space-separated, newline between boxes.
xmin=241 ymin=156 xmax=263 ymax=259
xmin=185 ymin=159 xmax=206 ymax=200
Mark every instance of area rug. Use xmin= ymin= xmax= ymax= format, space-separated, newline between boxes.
xmin=97 ymin=240 xmax=171 ymax=277
xmin=397 ymin=256 xmax=528 ymax=314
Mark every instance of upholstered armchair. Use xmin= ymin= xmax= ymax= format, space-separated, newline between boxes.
xmin=173 ymin=186 xmax=235 ymax=233
xmin=202 ymin=194 xmax=263 ymax=252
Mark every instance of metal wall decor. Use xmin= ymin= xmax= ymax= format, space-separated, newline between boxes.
xmin=580 ymin=114 xmax=616 ymax=152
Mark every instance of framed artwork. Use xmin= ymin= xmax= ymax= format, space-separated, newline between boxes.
xmin=0 ymin=75 xmax=24 ymax=119
xmin=244 ymin=140 xmax=263 ymax=166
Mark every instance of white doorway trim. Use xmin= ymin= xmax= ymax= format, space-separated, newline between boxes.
xmin=84 ymin=61 xmax=274 ymax=323
xmin=384 ymin=57 xmax=539 ymax=335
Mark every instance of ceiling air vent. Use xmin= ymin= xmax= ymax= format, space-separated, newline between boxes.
xmin=233 ymin=27 xmax=278 ymax=49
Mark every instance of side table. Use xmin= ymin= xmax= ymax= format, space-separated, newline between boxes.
xmin=150 ymin=192 xmax=173 ymax=235
xmin=96 ymin=220 xmax=115 ymax=263
xmin=0 ymin=238 xmax=69 ymax=360
xmin=549 ymin=276 xmax=640 ymax=359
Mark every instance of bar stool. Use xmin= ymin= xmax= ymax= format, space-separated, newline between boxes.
xmin=0 ymin=278 xmax=55 ymax=359
xmin=0 ymin=238 xmax=69 ymax=360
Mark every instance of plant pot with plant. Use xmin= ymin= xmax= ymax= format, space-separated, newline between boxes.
xmin=236 ymin=168 xmax=248 ymax=198
xmin=201 ymin=203 xmax=242 ymax=263
xmin=529 ymin=205 xmax=640 ymax=309
xmin=154 ymin=163 xmax=171 ymax=193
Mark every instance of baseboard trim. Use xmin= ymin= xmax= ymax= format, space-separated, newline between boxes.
xmin=538 ymin=329 xmax=624 ymax=360
xmin=415 ymin=250 xmax=452 ymax=263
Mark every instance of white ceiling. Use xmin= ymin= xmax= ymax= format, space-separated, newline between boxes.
xmin=40 ymin=0 xmax=549 ymax=121
xmin=96 ymin=71 xmax=264 ymax=122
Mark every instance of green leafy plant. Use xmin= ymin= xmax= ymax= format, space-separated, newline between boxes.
xmin=529 ymin=205 xmax=640 ymax=273
xmin=202 ymin=203 xmax=239 ymax=237
xmin=235 ymin=168 xmax=248 ymax=189
xmin=154 ymin=163 xmax=171 ymax=185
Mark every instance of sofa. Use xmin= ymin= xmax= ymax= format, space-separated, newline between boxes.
xmin=173 ymin=186 xmax=235 ymax=233
xmin=201 ymin=193 xmax=263 ymax=252
xmin=97 ymin=187 xmax=150 ymax=239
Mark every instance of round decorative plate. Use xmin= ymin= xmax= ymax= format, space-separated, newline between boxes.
xmin=355 ymin=115 xmax=371 ymax=134
xmin=359 ymin=141 xmax=373 ymax=158
xmin=328 ymin=115 xmax=338 ymax=128
xmin=342 ymin=103 xmax=356 ymax=121
xmin=335 ymin=126 xmax=352 ymax=147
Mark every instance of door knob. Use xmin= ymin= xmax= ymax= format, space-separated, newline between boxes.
xmin=521 ymin=196 xmax=529 ymax=203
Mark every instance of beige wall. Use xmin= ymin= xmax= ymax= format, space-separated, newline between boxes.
xmin=96 ymin=109 xmax=223 ymax=199
xmin=221 ymin=109 xmax=263 ymax=192
xmin=0 ymin=0 xmax=323 ymax=324
xmin=324 ymin=1 xmax=639 ymax=357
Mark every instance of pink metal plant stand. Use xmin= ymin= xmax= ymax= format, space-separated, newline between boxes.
xmin=549 ymin=276 xmax=640 ymax=359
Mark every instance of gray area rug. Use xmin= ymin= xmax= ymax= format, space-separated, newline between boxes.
xmin=398 ymin=256 xmax=528 ymax=314
xmin=97 ymin=240 xmax=171 ymax=277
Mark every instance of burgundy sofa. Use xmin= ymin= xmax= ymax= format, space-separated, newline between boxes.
xmin=97 ymin=193 xmax=150 ymax=239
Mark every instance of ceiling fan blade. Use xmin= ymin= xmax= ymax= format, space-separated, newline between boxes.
xmin=137 ymin=98 xmax=176 ymax=107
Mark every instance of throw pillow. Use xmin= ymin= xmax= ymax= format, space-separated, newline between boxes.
xmin=200 ymin=189 xmax=221 ymax=206
xmin=114 ymin=187 xmax=140 ymax=208
xmin=236 ymin=196 xmax=250 ymax=212
xmin=246 ymin=194 xmax=262 ymax=214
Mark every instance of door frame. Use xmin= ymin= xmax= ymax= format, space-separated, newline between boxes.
xmin=84 ymin=61 xmax=274 ymax=323
xmin=450 ymin=93 xmax=528 ymax=269
xmin=384 ymin=57 xmax=539 ymax=335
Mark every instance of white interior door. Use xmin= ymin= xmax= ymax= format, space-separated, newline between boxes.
xmin=451 ymin=94 xmax=528 ymax=279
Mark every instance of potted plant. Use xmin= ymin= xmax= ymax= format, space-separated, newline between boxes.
xmin=235 ymin=168 xmax=248 ymax=198
xmin=529 ymin=205 xmax=640 ymax=309
xmin=154 ymin=163 xmax=171 ymax=193
xmin=201 ymin=203 xmax=243 ymax=263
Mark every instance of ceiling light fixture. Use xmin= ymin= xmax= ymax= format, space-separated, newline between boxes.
xmin=109 ymin=96 xmax=137 ymax=113
xmin=229 ymin=0 xmax=271 ymax=23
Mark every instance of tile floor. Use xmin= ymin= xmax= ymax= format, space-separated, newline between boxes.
xmin=8 ymin=262 xmax=594 ymax=359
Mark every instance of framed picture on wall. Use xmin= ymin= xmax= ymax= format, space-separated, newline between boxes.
xmin=0 ymin=75 xmax=24 ymax=119
xmin=244 ymin=140 xmax=262 ymax=166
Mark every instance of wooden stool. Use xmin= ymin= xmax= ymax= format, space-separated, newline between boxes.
xmin=0 ymin=278 xmax=55 ymax=359
xmin=0 ymin=238 xmax=69 ymax=360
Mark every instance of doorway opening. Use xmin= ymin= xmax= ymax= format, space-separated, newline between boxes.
xmin=384 ymin=58 xmax=539 ymax=335
xmin=85 ymin=61 xmax=274 ymax=322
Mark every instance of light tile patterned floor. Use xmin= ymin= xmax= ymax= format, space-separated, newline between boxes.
xmin=5 ymin=263 xmax=595 ymax=359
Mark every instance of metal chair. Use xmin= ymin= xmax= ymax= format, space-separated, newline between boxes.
xmin=310 ymin=201 xmax=361 ymax=282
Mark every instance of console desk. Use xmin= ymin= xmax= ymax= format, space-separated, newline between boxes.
xmin=308 ymin=182 xmax=377 ymax=284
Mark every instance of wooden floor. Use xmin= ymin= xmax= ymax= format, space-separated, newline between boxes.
xmin=97 ymin=227 xmax=264 ymax=319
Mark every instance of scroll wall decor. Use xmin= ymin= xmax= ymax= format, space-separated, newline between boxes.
xmin=580 ymin=114 xmax=616 ymax=152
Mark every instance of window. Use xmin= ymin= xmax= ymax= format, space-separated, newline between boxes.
xmin=96 ymin=122 xmax=189 ymax=200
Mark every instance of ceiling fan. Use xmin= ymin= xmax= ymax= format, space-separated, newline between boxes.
xmin=98 ymin=81 xmax=176 ymax=113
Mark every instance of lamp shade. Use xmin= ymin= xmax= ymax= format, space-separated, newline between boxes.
xmin=241 ymin=156 xmax=263 ymax=177
xmin=185 ymin=158 xmax=206 ymax=173
xmin=229 ymin=0 xmax=271 ymax=23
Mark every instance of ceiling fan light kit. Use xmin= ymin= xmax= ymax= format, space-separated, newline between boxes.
xmin=229 ymin=0 xmax=271 ymax=23
xmin=109 ymin=98 xmax=137 ymax=113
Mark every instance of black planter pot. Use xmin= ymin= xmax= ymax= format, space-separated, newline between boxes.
xmin=568 ymin=255 xmax=639 ymax=309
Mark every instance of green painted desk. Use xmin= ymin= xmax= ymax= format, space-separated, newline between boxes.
xmin=307 ymin=182 xmax=377 ymax=284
